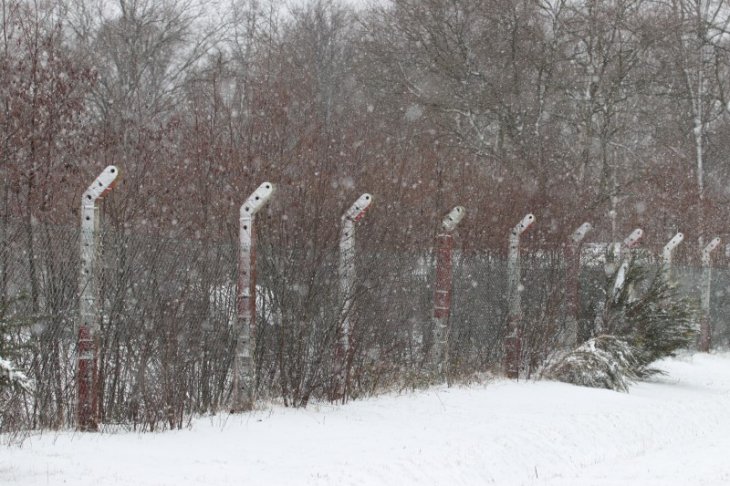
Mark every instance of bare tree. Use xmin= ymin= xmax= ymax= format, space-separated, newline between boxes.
xmin=661 ymin=0 xmax=730 ymax=244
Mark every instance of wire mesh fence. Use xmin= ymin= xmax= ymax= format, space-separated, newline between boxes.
xmin=2 ymin=218 xmax=730 ymax=433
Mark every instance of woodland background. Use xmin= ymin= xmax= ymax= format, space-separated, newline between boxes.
xmin=3 ymin=0 xmax=730 ymax=431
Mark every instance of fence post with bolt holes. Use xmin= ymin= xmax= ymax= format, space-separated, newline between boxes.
xmin=78 ymin=165 xmax=119 ymax=431
xmin=338 ymin=193 xmax=372 ymax=394
xmin=232 ymin=182 xmax=274 ymax=412
xmin=700 ymin=237 xmax=720 ymax=352
xmin=432 ymin=206 xmax=465 ymax=374
xmin=611 ymin=229 xmax=644 ymax=302
xmin=566 ymin=222 xmax=591 ymax=348
xmin=504 ymin=213 xmax=535 ymax=379
xmin=662 ymin=232 xmax=684 ymax=279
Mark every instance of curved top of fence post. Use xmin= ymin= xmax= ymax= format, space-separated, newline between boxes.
xmin=82 ymin=166 xmax=119 ymax=205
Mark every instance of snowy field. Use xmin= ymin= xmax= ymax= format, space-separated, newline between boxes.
xmin=4 ymin=353 xmax=730 ymax=486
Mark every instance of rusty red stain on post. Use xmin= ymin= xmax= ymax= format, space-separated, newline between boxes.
xmin=250 ymin=230 xmax=257 ymax=347
xmin=78 ymin=166 xmax=118 ymax=431
xmin=236 ymin=240 xmax=251 ymax=334
xmin=77 ymin=326 xmax=97 ymax=430
xmin=236 ymin=226 xmax=250 ymax=332
xmin=433 ymin=234 xmax=454 ymax=319
xmin=502 ymin=213 xmax=535 ymax=380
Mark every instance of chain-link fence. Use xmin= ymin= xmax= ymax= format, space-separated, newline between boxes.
xmin=2 ymin=218 xmax=729 ymax=433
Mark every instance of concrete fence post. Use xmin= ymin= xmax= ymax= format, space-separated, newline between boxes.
xmin=662 ymin=232 xmax=684 ymax=279
xmin=504 ymin=213 xmax=535 ymax=379
xmin=566 ymin=222 xmax=591 ymax=348
xmin=232 ymin=182 xmax=274 ymax=412
xmin=611 ymin=229 xmax=643 ymax=303
xmin=78 ymin=165 xmax=118 ymax=431
xmin=432 ymin=206 xmax=465 ymax=374
xmin=700 ymin=237 xmax=721 ymax=352
xmin=337 ymin=193 xmax=372 ymax=397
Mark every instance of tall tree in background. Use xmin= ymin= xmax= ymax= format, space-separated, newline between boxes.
xmin=662 ymin=0 xmax=730 ymax=246
xmin=65 ymin=0 xmax=221 ymax=226
xmin=559 ymin=0 xmax=657 ymax=239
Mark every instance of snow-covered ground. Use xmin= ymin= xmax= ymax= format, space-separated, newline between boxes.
xmin=4 ymin=352 xmax=730 ymax=485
